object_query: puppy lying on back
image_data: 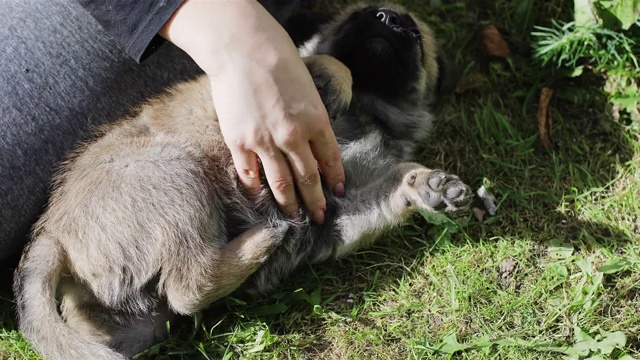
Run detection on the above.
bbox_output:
[14,3,472,360]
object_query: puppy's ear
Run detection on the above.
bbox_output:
[435,52,460,96]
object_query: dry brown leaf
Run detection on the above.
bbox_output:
[472,207,487,221]
[479,25,511,58]
[538,87,554,149]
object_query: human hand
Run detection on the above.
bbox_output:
[160,0,345,224]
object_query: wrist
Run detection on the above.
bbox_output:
[160,0,284,76]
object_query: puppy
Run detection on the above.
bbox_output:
[14,3,472,360]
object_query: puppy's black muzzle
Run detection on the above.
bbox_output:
[375,9,401,30]
[323,6,424,99]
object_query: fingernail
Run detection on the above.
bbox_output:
[313,209,325,225]
[333,182,345,197]
[242,169,257,179]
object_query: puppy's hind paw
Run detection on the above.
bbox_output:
[400,168,472,212]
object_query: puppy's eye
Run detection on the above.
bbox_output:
[410,28,421,39]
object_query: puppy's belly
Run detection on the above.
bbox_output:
[49,135,230,306]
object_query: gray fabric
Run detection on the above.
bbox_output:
[77,0,185,62]
[0,0,301,264]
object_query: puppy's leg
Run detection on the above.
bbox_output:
[58,277,113,346]
[164,222,288,315]
[333,162,472,257]
[304,55,353,119]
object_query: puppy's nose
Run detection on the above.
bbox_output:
[376,9,400,27]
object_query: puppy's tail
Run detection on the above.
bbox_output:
[13,232,126,360]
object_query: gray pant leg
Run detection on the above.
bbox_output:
[0,0,301,263]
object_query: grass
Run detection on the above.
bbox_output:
[1,0,639,359]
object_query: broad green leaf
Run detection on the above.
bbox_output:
[473,336,493,349]
[595,0,640,29]
[574,326,597,356]
[576,257,594,275]
[310,286,322,306]
[246,302,289,316]
[596,330,627,355]
[597,257,632,274]
[575,0,599,26]
[608,0,640,29]
[292,287,326,309]
[546,240,574,260]
[618,355,636,360]
[548,263,569,278]
[611,94,640,113]
[570,65,585,77]
[436,332,473,354]
[419,209,453,225]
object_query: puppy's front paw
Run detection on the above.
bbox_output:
[304,55,353,119]
[400,168,472,212]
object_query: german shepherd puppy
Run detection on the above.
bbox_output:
[14,3,472,359]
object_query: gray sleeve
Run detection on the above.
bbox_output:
[77,0,184,62]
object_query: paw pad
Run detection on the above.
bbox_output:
[428,173,444,190]
[402,168,472,212]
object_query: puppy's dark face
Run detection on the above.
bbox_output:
[302,3,440,103]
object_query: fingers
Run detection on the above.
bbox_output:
[264,111,343,224]
[232,136,341,225]
[255,148,299,220]
[230,142,302,220]
[229,149,262,197]
[282,144,326,225]
[229,134,328,224]
[310,126,345,198]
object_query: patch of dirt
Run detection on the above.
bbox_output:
[622,284,640,303]
[534,243,548,257]
[498,258,518,290]
[428,313,444,329]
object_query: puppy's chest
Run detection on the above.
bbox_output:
[339,131,394,185]
[340,131,384,160]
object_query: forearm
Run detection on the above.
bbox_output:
[159,0,290,77]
